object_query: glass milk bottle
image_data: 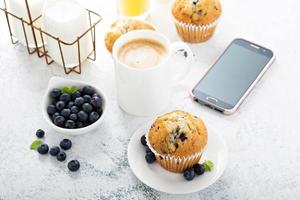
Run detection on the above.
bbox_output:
[43,0,92,68]
[6,0,44,48]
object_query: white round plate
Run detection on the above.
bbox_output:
[127,123,228,194]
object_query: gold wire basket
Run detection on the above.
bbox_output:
[0,0,102,74]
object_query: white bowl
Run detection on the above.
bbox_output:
[42,76,107,135]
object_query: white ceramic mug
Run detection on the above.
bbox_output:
[112,30,193,116]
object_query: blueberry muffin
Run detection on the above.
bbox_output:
[104,19,155,53]
[171,0,222,43]
[146,110,208,173]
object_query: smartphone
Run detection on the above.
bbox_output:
[191,38,275,115]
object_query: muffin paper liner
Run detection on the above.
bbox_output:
[173,17,220,43]
[146,132,206,173]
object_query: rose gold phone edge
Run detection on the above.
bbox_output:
[190,38,276,115]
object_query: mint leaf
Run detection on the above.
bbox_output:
[30,140,42,150]
[61,86,70,94]
[203,160,214,172]
[69,85,78,94]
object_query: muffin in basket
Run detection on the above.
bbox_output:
[146,110,207,173]
[104,19,155,53]
[172,0,222,43]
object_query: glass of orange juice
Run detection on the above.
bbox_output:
[117,0,150,19]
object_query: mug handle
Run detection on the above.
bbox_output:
[170,41,194,83]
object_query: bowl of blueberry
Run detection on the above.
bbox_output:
[42,77,107,135]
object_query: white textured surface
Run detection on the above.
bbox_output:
[0,0,300,199]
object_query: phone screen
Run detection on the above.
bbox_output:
[192,39,274,109]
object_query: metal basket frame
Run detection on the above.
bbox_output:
[0,0,102,74]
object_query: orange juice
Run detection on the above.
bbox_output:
[118,0,149,17]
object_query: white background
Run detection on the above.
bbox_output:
[0,0,299,199]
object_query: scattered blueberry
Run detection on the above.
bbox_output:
[89,111,99,123]
[193,163,205,175]
[61,108,71,118]
[70,105,79,114]
[72,91,81,100]
[47,105,56,115]
[74,97,84,107]
[145,146,152,153]
[37,144,49,154]
[56,101,66,111]
[65,120,76,129]
[59,93,71,102]
[140,135,147,146]
[90,96,102,108]
[82,86,95,95]
[68,160,80,172]
[54,116,65,127]
[36,129,45,138]
[69,113,77,121]
[56,151,66,161]
[60,139,72,150]
[83,95,91,103]
[77,111,88,122]
[82,103,93,113]
[145,152,156,163]
[49,146,60,156]
[183,168,195,181]
[50,88,61,99]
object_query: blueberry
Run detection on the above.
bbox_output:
[67,101,75,109]
[77,111,88,122]
[82,103,93,113]
[37,144,49,154]
[52,112,60,121]
[140,135,147,146]
[74,97,84,107]
[65,120,76,129]
[94,106,103,115]
[49,146,60,156]
[68,160,80,172]
[90,96,102,108]
[83,95,91,103]
[72,91,81,100]
[69,113,77,121]
[60,139,72,150]
[60,93,71,102]
[82,85,95,95]
[89,111,99,123]
[92,93,99,97]
[70,106,79,114]
[183,168,195,181]
[145,152,156,163]
[193,163,205,175]
[56,151,66,161]
[36,129,45,138]
[54,116,65,127]
[61,108,71,118]
[76,121,84,128]
[47,105,56,115]
[50,88,61,99]
[145,146,152,154]
[56,101,66,111]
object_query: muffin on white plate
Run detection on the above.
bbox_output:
[146,110,208,173]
